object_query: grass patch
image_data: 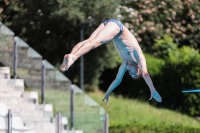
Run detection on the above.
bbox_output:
[30,88,200,133]
[87,89,200,128]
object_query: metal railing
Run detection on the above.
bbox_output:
[6,110,12,133]
[56,113,62,133]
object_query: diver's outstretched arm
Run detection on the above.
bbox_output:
[102,62,127,106]
[137,52,162,102]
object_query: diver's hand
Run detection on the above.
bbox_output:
[149,91,162,102]
[102,94,109,106]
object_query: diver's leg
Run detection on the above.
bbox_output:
[72,22,120,58]
[61,22,120,71]
[70,39,90,53]
[70,24,105,53]
[61,24,104,72]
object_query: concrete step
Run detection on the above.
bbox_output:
[0,115,37,133]
[12,110,45,118]
[22,91,38,104]
[0,94,33,104]
[65,131,83,133]
[0,79,24,97]
[23,131,37,133]
[25,122,55,133]
[0,67,10,79]
[13,131,37,133]
[11,104,53,117]
[0,96,53,114]
[0,131,37,133]
[6,103,37,111]
[51,116,68,130]
[36,104,53,117]
[0,78,24,90]
[12,116,29,131]
[0,93,24,99]
[0,102,43,117]
[29,128,55,133]
[22,116,52,123]
[0,96,24,105]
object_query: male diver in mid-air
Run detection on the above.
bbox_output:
[61,19,162,106]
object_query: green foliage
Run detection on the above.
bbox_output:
[153,35,178,58]
[144,53,165,77]
[168,46,200,66]
[110,124,200,133]
[119,0,200,51]
[151,35,200,116]
[0,0,121,90]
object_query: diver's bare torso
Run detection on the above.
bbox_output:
[112,25,143,64]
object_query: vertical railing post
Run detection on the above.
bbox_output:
[80,26,84,91]
[7,110,12,133]
[70,85,74,130]
[79,20,94,91]
[104,114,109,133]
[56,113,62,133]
[13,37,18,79]
[41,60,46,104]
[56,113,59,133]
[59,113,62,133]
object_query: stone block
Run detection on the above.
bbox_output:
[22,91,38,104]
[65,131,83,133]
[25,122,55,131]
[43,104,53,117]
[0,79,24,96]
[0,67,10,79]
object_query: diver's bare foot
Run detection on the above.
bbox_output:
[60,54,75,72]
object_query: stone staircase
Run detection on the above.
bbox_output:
[0,21,71,90]
[0,67,69,133]
[0,67,104,133]
[0,21,105,133]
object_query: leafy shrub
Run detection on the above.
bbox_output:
[109,123,200,133]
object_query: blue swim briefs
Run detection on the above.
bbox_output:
[103,19,123,38]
